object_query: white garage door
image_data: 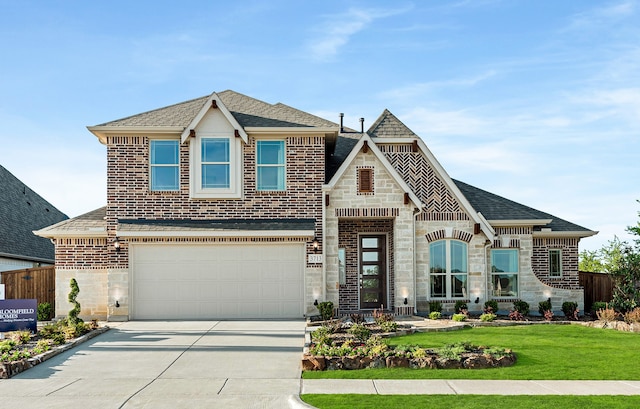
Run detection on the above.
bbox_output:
[130,243,304,319]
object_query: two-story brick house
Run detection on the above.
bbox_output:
[36,90,596,321]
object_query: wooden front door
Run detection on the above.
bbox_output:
[359,234,387,310]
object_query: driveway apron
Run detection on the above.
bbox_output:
[0,320,307,408]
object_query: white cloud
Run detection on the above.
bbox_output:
[308,6,411,61]
[378,71,497,101]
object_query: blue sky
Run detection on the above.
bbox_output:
[1,1,638,252]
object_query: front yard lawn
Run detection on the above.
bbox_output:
[301,394,640,409]
[303,324,640,380]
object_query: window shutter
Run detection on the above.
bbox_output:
[358,168,373,193]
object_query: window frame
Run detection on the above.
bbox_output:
[190,132,242,199]
[149,139,180,192]
[358,167,374,193]
[428,239,468,299]
[491,249,519,298]
[549,249,563,277]
[256,139,286,191]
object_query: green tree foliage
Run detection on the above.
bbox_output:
[67,278,83,325]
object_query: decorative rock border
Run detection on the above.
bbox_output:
[0,326,110,379]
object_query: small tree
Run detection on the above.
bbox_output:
[67,278,83,325]
[316,301,334,321]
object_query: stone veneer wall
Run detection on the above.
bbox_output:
[325,148,416,312]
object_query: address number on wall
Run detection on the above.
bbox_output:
[308,254,323,264]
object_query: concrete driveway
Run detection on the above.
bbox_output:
[0,320,309,408]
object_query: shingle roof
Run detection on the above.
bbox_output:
[368,109,418,138]
[0,165,68,262]
[97,90,338,129]
[326,135,360,183]
[118,218,316,232]
[35,207,107,237]
[453,179,593,232]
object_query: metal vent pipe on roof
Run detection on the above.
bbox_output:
[339,113,344,133]
[360,118,364,133]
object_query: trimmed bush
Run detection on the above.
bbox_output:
[480,313,497,322]
[538,298,552,315]
[429,301,442,313]
[513,300,530,316]
[452,313,467,322]
[483,300,499,314]
[317,301,334,321]
[37,302,53,321]
[429,311,442,320]
[454,300,468,314]
[562,301,579,320]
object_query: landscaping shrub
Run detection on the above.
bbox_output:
[591,301,608,316]
[483,300,499,314]
[311,326,332,346]
[67,278,83,325]
[623,307,640,324]
[508,309,525,321]
[429,301,442,313]
[513,300,530,316]
[480,313,497,322]
[538,298,552,315]
[37,302,53,321]
[347,323,371,342]
[597,306,617,323]
[372,308,395,324]
[317,301,334,321]
[350,313,365,324]
[562,301,579,320]
[454,300,468,314]
[429,311,442,320]
[452,313,467,322]
[379,320,398,333]
[7,331,31,344]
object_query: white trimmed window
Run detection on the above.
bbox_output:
[491,249,519,297]
[549,249,562,277]
[150,140,179,191]
[429,240,468,299]
[256,140,285,191]
[190,133,242,198]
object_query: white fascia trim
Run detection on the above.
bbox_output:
[245,127,338,135]
[489,219,553,227]
[533,230,599,238]
[476,212,496,238]
[180,92,248,144]
[87,126,183,145]
[116,229,316,238]
[33,229,108,239]
[323,133,422,208]
[414,138,494,238]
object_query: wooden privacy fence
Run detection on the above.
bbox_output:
[1,266,55,319]
[579,271,614,313]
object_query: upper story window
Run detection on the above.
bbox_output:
[491,249,519,297]
[256,140,285,191]
[429,240,468,299]
[549,249,562,277]
[190,133,242,199]
[202,138,230,189]
[150,140,179,191]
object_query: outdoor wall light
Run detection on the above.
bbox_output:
[475,297,480,304]
[311,237,320,253]
[403,298,408,305]
[113,237,121,252]
[115,300,120,308]
[314,299,319,306]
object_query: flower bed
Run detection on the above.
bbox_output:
[302,316,515,371]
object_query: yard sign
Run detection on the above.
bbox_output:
[0,298,38,332]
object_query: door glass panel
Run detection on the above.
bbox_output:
[362,279,379,289]
[362,251,379,262]
[362,265,379,276]
[363,293,379,303]
[362,238,379,248]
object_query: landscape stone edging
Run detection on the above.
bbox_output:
[0,326,110,379]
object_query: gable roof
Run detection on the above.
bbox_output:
[453,179,596,235]
[368,109,418,139]
[89,90,339,143]
[0,165,68,262]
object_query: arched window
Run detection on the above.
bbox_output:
[429,240,468,299]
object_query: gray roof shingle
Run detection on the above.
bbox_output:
[97,90,338,129]
[368,109,418,138]
[0,165,68,262]
[453,179,593,232]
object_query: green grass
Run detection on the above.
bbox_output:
[303,324,640,380]
[301,395,640,409]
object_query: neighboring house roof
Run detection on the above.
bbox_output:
[326,135,360,183]
[95,90,338,130]
[453,179,596,235]
[0,165,68,262]
[34,207,107,238]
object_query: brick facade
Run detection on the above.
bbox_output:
[532,237,581,289]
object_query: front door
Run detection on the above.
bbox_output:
[359,234,387,310]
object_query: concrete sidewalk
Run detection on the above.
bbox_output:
[301,379,640,395]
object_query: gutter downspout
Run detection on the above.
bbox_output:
[322,192,327,306]
[412,206,423,315]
